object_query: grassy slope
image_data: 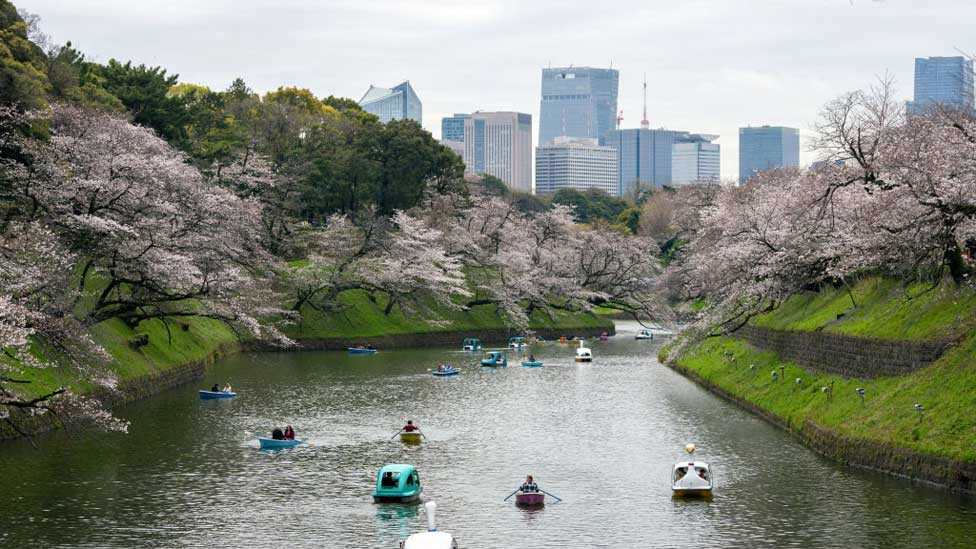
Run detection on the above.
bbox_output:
[668,277,976,462]
[288,289,611,339]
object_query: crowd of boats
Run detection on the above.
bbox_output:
[198,327,700,548]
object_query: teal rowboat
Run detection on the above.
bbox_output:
[520,361,544,367]
[258,437,303,449]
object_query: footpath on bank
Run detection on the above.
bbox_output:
[662,277,976,493]
[1,290,611,440]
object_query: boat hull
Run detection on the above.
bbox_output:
[515,492,545,506]
[399,432,422,444]
[480,360,506,367]
[575,357,592,362]
[432,369,460,377]
[258,437,303,449]
[521,361,544,367]
[348,348,378,354]
[672,488,713,499]
[372,493,421,503]
[199,390,236,400]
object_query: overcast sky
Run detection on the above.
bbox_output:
[18,0,976,180]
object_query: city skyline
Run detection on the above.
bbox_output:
[18,0,976,180]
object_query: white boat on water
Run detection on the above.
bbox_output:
[671,444,713,498]
[401,502,459,549]
[635,329,653,340]
[575,340,592,362]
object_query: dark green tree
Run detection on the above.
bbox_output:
[98,59,188,143]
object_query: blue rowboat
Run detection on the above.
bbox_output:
[348,347,378,354]
[199,390,237,399]
[480,351,507,367]
[521,361,544,367]
[258,437,304,449]
[432,367,460,377]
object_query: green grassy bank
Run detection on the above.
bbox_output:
[663,277,976,466]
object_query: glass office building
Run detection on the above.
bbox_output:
[906,56,975,116]
[672,142,720,185]
[441,114,469,141]
[539,67,619,146]
[358,81,422,124]
[535,137,619,196]
[600,129,718,195]
[463,112,533,193]
[738,126,799,183]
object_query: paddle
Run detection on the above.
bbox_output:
[389,430,403,440]
[503,488,520,502]
[540,489,562,502]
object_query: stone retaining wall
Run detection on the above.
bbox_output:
[666,360,976,494]
[734,324,952,378]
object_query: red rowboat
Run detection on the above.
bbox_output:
[514,492,545,506]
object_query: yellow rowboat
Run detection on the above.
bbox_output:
[400,432,422,444]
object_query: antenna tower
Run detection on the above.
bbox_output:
[641,73,649,129]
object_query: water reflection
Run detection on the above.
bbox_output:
[0,321,973,548]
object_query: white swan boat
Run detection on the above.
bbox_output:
[575,340,592,362]
[671,444,713,498]
[635,329,653,340]
[401,502,458,549]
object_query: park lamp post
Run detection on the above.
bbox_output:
[855,387,866,407]
[771,370,779,381]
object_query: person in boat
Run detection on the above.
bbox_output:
[222,383,232,393]
[528,354,536,362]
[698,469,708,480]
[381,471,397,487]
[210,383,219,392]
[519,475,539,493]
[437,364,446,372]
[366,343,375,350]
[271,428,285,440]
[402,420,419,433]
[283,425,295,440]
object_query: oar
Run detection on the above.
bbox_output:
[540,489,562,502]
[389,430,403,440]
[503,488,520,502]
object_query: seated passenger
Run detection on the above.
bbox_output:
[271,428,284,440]
[382,472,397,487]
[222,383,232,393]
[519,475,539,493]
[211,383,219,392]
[528,354,536,362]
[283,425,295,440]
[402,420,419,432]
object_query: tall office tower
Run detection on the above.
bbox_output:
[463,111,533,193]
[535,137,619,196]
[738,126,800,184]
[358,81,422,124]
[600,129,717,195]
[672,141,721,185]
[906,56,975,116]
[539,66,619,146]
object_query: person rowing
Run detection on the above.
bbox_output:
[402,420,420,433]
[283,425,295,440]
[519,475,539,493]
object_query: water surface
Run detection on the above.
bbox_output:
[1,321,974,548]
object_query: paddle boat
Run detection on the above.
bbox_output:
[432,365,460,377]
[671,444,713,498]
[461,338,482,351]
[349,346,379,354]
[400,501,459,549]
[480,350,507,367]
[373,464,423,503]
[508,336,529,350]
[574,340,593,362]
[635,329,654,340]
[521,360,544,367]
[198,390,236,400]
[258,437,303,449]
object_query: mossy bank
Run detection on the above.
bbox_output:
[663,277,976,492]
[2,291,611,440]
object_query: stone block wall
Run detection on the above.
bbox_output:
[734,325,952,379]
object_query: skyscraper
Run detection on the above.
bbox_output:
[539,67,619,146]
[738,126,800,183]
[600,129,718,195]
[672,141,720,185]
[463,112,533,193]
[906,56,975,116]
[535,137,619,196]
[358,81,422,124]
